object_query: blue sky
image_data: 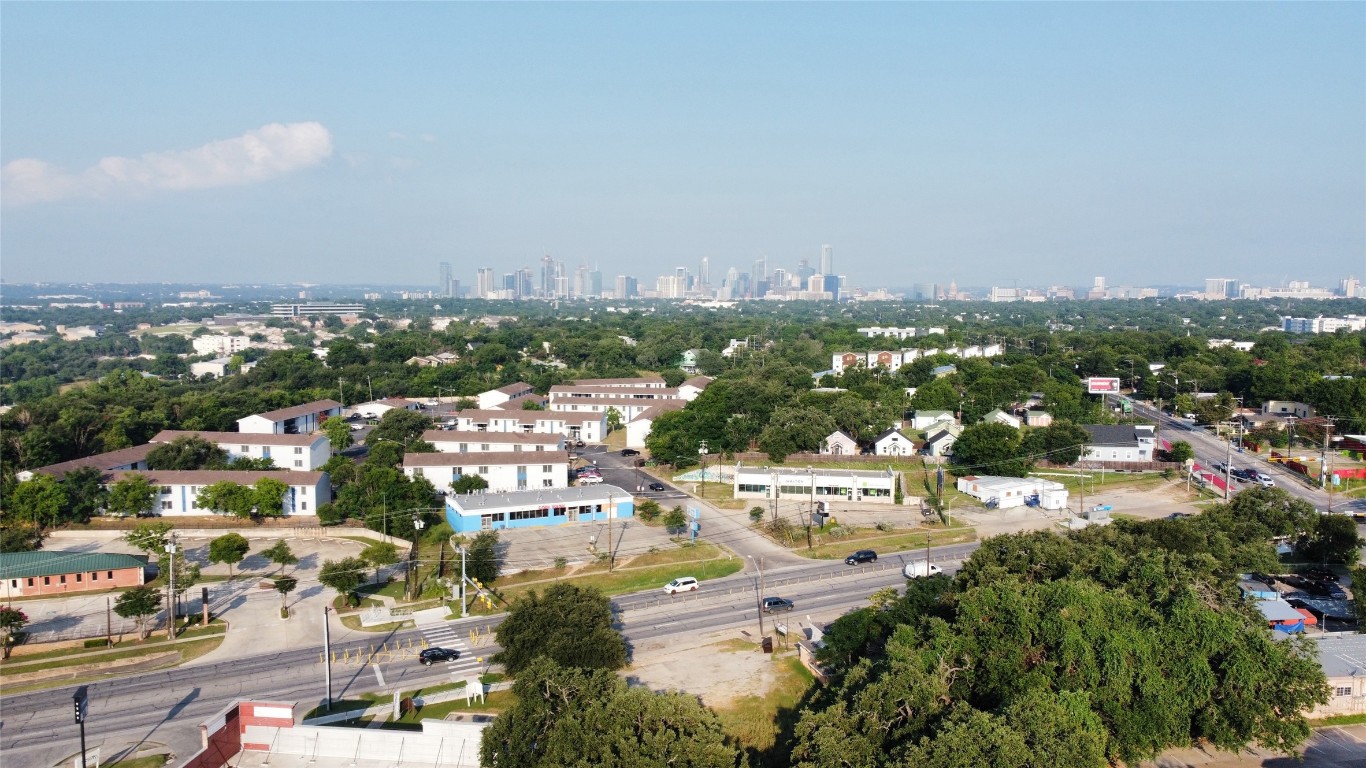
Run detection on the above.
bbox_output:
[2,2,1362,290]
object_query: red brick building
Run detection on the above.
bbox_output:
[1,551,148,598]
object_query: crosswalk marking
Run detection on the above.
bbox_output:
[416,621,480,675]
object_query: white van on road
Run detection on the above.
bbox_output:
[903,561,943,579]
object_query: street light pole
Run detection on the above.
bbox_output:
[698,441,709,498]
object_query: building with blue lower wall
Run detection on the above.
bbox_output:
[445,484,634,533]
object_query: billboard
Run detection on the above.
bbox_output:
[1085,377,1121,394]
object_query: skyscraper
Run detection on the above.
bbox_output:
[439,262,454,298]
[540,255,555,298]
[698,256,710,288]
[819,244,833,276]
[476,268,496,298]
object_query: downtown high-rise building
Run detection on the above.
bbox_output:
[476,268,496,299]
[698,256,710,288]
[439,262,455,298]
[819,244,833,276]
[615,274,637,299]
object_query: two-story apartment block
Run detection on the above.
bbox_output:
[237,399,343,435]
[1080,425,1157,464]
[19,444,155,481]
[103,470,330,516]
[421,431,564,454]
[447,409,608,443]
[548,384,683,423]
[150,430,332,470]
[403,450,572,494]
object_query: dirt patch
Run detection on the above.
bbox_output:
[624,633,783,708]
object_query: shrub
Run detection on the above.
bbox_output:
[554,557,568,570]
[749,506,765,523]
[875,521,894,532]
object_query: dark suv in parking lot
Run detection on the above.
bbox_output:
[845,550,878,565]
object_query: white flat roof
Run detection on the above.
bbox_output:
[446,484,631,513]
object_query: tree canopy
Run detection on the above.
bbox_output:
[494,583,627,674]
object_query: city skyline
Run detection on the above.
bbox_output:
[2,3,1362,286]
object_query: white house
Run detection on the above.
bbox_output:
[150,430,332,470]
[1024,410,1054,427]
[678,376,714,401]
[923,428,959,457]
[1080,425,1157,463]
[955,475,1068,510]
[732,466,899,505]
[819,430,860,456]
[982,409,1022,429]
[190,357,234,379]
[911,410,957,431]
[355,397,420,419]
[1261,401,1315,419]
[237,400,343,435]
[476,382,536,410]
[102,470,330,516]
[403,450,572,494]
[872,428,916,456]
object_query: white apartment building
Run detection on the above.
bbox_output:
[403,451,571,494]
[476,382,537,410]
[1281,315,1366,334]
[192,334,252,356]
[421,431,564,454]
[237,400,343,435]
[150,430,332,471]
[102,470,330,516]
[830,344,1002,374]
[448,409,607,443]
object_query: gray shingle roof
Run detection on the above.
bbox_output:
[1081,425,1141,446]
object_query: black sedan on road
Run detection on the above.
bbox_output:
[648,482,666,491]
[418,647,460,665]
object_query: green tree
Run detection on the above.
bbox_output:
[663,505,688,534]
[197,481,255,518]
[123,521,174,555]
[319,557,367,607]
[465,530,501,585]
[359,540,400,580]
[1298,514,1363,565]
[107,473,159,517]
[62,465,109,524]
[0,524,45,553]
[207,532,250,577]
[369,408,432,445]
[494,583,628,674]
[1019,420,1090,466]
[451,474,489,494]
[146,435,229,470]
[321,415,353,453]
[251,476,289,517]
[1167,441,1195,462]
[274,575,298,614]
[114,585,163,640]
[261,539,298,573]
[0,606,28,659]
[950,422,1030,477]
[8,474,68,529]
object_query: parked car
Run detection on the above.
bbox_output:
[1301,568,1340,583]
[574,440,586,448]
[648,482,666,492]
[761,597,794,613]
[845,550,878,565]
[664,576,699,595]
[621,448,640,456]
[350,424,365,431]
[1255,472,1275,487]
[418,647,460,666]
[578,475,604,485]
[902,561,943,579]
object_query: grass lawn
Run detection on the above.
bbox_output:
[2,637,223,694]
[714,654,815,759]
[1311,713,1366,728]
[477,555,744,608]
[104,755,172,768]
[796,524,976,561]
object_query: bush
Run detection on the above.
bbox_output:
[875,521,894,532]
[636,500,662,523]
[316,502,346,526]
[749,506,765,523]
[766,517,795,544]
[84,638,108,649]
[554,557,568,570]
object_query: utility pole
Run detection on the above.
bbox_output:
[323,606,333,711]
[460,546,468,618]
[607,494,615,572]
[165,535,178,640]
[1322,418,1335,492]
[106,596,112,648]
[1223,424,1234,500]
[750,556,766,640]
[339,377,345,407]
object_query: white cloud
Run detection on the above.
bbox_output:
[2,121,333,205]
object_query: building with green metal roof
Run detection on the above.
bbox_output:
[1,551,148,598]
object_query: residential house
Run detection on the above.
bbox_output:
[405,352,461,367]
[190,357,234,379]
[103,470,331,516]
[444,484,634,533]
[1023,410,1054,428]
[1261,401,1315,419]
[982,409,1022,429]
[1080,425,1157,463]
[678,376,714,402]
[237,400,343,435]
[150,430,332,471]
[923,428,959,458]
[403,450,571,494]
[872,428,916,456]
[624,401,686,450]
[1,551,148,598]
[819,430,859,456]
[476,382,536,410]
[678,349,701,374]
[911,410,957,431]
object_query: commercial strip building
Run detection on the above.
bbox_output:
[443,484,635,533]
[731,466,899,505]
[1,551,148,598]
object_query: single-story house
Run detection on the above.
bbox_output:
[1080,425,1156,463]
[982,409,1022,429]
[1023,410,1053,428]
[923,429,958,457]
[1,551,148,598]
[102,470,330,517]
[955,475,1068,510]
[151,430,332,471]
[911,410,956,431]
[1257,599,1314,634]
[444,484,634,534]
[678,376,714,401]
[404,450,571,494]
[237,399,343,435]
[820,430,859,456]
[873,428,916,456]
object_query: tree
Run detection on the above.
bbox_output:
[0,606,28,659]
[1298,514,1364,565]
[1019,420,1090,466]
[208,532,250,577]
[146,435,229,470]
[0,523,45,553]
[274,575,298,614]
[251,477,289,517]
[451,474,489,494]
[114,585,163,640]
[359,540,399,580]
[663,505,688,534]
[61,466,108,524]
[8,474,68,529]
[605,407,623,433]
[261,539,298,573]
[1167,441,1195,462]
[321,415,353,453]
[319,557,367,607]
[369,408,432,445]
[124,521,174,555]
[494,583,628,674]
[465,530,501,585]
[950,422,1031,477]
[107,474,158,517]
[196,481,255,518]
